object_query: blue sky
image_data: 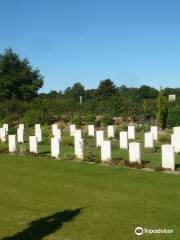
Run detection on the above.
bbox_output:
[0,0,180,92]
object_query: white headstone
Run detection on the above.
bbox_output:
[8,135,16,153]
[96,130,104,147]
[17,128,24,143]
[88,125,95,137]
[35,124,41,130]
[119,131,128,149]
[144,132,154,148]
[54,129,61,141]
[171,134,180,153]
[162,145,175,170]
[19,124,24,130]
[150,126,158,141]
[51,137,60,158]
[74,130,82,143]
[128,126,135,140]
[107,125,114,138]
[75,139,83,159]
[29,136,38,154]
[52,124,58,135]
[0,128,6,142]
[129,142,141,163]
[173,126,180,135]
[35,128,42,142]
[169,94,176,102]
[3,124,8,135]
[70,124,76,136]
[101,141,111,162]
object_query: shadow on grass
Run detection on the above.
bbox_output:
[1,208,83,240]
[38,151,51,155]
[175,164,180,170]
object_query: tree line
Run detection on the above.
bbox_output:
[0,48,180,128]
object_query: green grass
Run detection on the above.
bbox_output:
[0,155,180,240]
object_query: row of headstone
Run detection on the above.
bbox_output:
[3,123,177,170]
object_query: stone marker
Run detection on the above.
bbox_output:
[144,132,154,148]
[17,128,24,143]
[35,128,42,142]
[101,140,111,162]
[8,135,16,153]
[3,124,8,134]
[51,137,60,158]
[19,124,24,130]
[171,134,180,153]
[29,136,38,154]
[70,124,76,136]
[35,124,41,130]
[129,142,141,163]
[107,125,114,138]
[88,125,95,137]
[52,124,58,135]
[128,126,135,139]
[173,126,180,135]
[150,126,158,141]
[54,129,61,141]
[162,144,175,170]
[119,131,128,149]
[75,138,83,159]
[0,128,6,142]
[96,130,104,147]
[74,130,82,143]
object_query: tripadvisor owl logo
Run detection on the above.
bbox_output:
[135,227,144,235]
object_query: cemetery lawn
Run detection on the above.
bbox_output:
[0,155,180,240]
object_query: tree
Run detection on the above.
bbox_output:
[0,48,43,101]
[97,79,117,97]
[64,82,85,100]
[156,88,168,129]
[143,99,157,121]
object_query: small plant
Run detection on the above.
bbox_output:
[123,160,146,169]
[60,152,76,161]
[83,148,100,163]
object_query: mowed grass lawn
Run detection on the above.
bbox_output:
[0,155,180,240]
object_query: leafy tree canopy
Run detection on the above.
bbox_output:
[0,48,43,101]
[97,79,117,97]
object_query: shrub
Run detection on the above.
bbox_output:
[136,124,150,133]
[23,109,45,127]
[97,115,113,127]
[83,148,100,163]
[60,152,76,161]
[123,160,146,169]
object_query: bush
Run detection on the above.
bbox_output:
[60,152,76,161]
[83,148,100,163]
[136,124,150,133]
[123,160,146,169]
[23,109,45,126]
[97,115,113,127]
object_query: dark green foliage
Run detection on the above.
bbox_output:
[97,79,117,97]
[0,48,43,101]
[23,109,45,126]
[0,48,180,127]
[156,88,168,129]
[83,148,100,163]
